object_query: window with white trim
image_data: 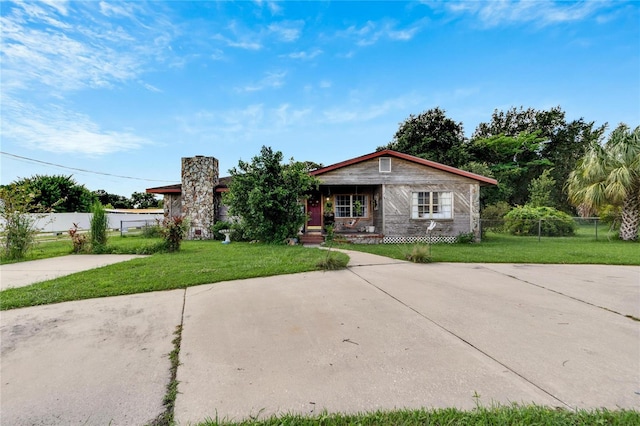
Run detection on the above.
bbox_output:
[411,191,452,219]
[335,195,368,218]
[379,157,391,172]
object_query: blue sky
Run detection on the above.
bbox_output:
[1,0,639,198]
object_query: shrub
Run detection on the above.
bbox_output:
[229,221,251,242]
[527,169,556,208]
[89,201,109,252]
[405,244,432,263]
[316,253,348,270]
[161,216,188,252]
[1,211,38,260]
[504,206,576,237]
[456,232,475,244]
[69,223,89,253]
[142,220,163,238]
[599,204,621,230]
[0,186,41,260]
[324,224,335,243]
[225,146,319,243]
[134,241,168,255]
[481,201,512,233]
[211,220,233,241]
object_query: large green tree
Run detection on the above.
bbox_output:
[468,131,551,206]
[5,175,96,213]
[471,106,603,210]
[380,107,468,167]
[472,106,566,140]
[225,146,319,243]
[567,124,640,241]
[130,192,160,209]
[94,189,132,209]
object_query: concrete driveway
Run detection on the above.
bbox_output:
[1,251,639,425]
[0,254,147,290]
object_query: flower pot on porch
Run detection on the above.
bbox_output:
[323,214,335,226]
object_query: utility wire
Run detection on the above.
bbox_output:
[1,151,176,183]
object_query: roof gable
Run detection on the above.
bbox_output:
[310,149,497,186]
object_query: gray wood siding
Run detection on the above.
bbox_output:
[383,183,477,238]
[318,157,483,239]
[318,157,478,186]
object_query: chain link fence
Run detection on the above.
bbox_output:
[119,219,161,237]
[480,217,612,241]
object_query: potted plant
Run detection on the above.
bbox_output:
[354,199,363,217]
[324,200,335,225]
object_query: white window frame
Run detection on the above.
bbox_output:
[379,157,391,173]
[411,191,453,219]
[335,194,368,218]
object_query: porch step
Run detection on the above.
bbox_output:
[301,233,325,245]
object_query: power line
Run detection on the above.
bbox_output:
[1,151,176,183]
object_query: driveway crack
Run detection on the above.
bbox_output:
[346,266,571,409]
[480,265,635,321]
[148,288,187,426]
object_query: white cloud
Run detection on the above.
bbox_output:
[40,0,69,16]
[1,97,151,156]
[176,103,313,145]
[212,34,262,50]
[214,20,303,50]
[268,21,304,42]
[0,2,174,158]
[236,71,287,92]
[210,48,225,60]
[438,0,609,27]
[275,104,311,126]
[139,81,163,93]
[99,1,135,18]
[322,94,423,124]
[254,0,282,15]
[0,1,177,94]
[286,49,323,60]
[338,20,423,46]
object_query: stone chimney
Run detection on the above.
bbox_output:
[181,156,219,240]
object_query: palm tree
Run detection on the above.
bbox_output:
[567,124,640,241]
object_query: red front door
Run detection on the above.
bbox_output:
[307,194,322,228]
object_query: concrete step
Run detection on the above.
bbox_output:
[301,233,325,245]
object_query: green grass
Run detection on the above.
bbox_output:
[197,405,639,426]
[0,240,349,310]
[337,231,639,265]
[3,227,637,310]
[0,232,162,264]
[0,239,74,264]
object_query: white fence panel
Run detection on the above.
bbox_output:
[24,212,164,233]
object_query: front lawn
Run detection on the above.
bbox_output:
[0,241,349,310]
[334,231,639,265]
[0,231,162,265]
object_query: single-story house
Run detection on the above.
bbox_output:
[147,150,497,243]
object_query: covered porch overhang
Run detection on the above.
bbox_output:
[304,184,384,238]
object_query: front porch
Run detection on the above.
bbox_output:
[301,185,382,245]
[300,228,384,245]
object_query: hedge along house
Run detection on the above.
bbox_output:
[146,156,230,240]
[303,150,497,244]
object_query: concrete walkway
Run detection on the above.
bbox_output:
[1,251,639,425]
[0,254,147,290]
